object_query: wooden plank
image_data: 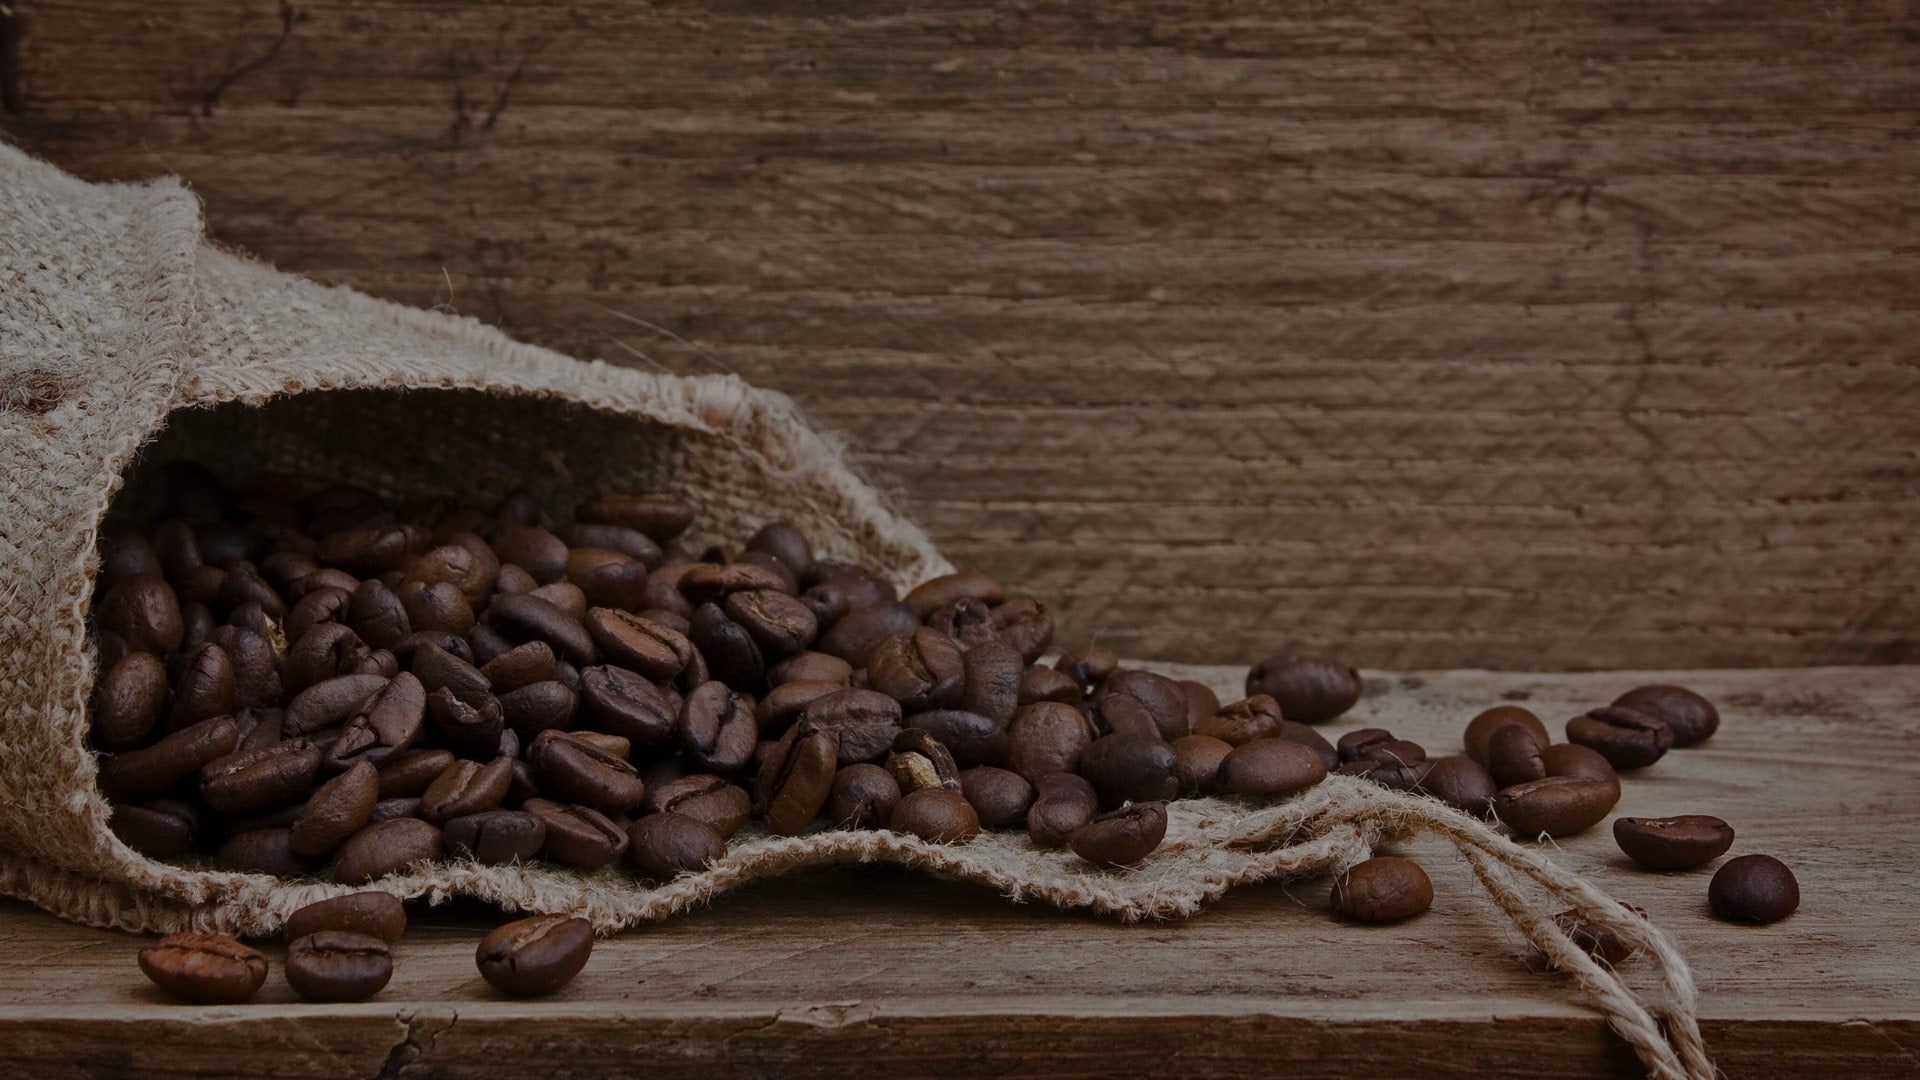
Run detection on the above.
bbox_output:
[0,666,1914,1078]
[4,1,1919,668]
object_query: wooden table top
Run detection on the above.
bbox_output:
[1,665,1914,1078]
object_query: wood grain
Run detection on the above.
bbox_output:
[4,1,1919,667]
[1,666,1916,1078]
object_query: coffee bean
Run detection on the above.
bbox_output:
[1708,854,1799,924]
[743,520,813,578]
[284,673,390,736]
[927,596,999,650]
[1093,669,1191,742]
[1539,743,1621,797]
[584,608,692,680]
[816,601,920,665]
[906,709,1007,769]
[445,810,548,864]
[1078,732,1178,808]
[109,798,203,857]
[348,580,412,651]
[1217,738,1328,797]
[1053,643,1119,692]
[721,589,817,659]
[499,681,578,736]
[644,775,752,838]
[1027,772,1100,849]
[1612,684,1720,748]
[286,624,372,692]
[333,818,444,885]
[523,798,630,870]
[1462,705,1550,767]
[138,932,268,1004]
[803,688,904,765]
[890,788,980,844]
[1614,815,1735,872]
[989,595,1054,663]
[101,716,241,803]
[285,931,393,1002]
[627,812,727,879]
[1177,681,1221,732]
[93,652,171,752]
[480,640,557,693]
[826,764,902,829]
[758,679,843,733]
[420,756,514,824]
[490,525,568,586]
[1493,776,1618,838]
[687,602,765,688]
[677,681,757,774]
[529,730,647,815]
[407,541,496,606]
[1069,801,1168,866]
[1331,857,1433,923]
[489,593,595,667]
[164,643,236,731]
[888,729,963,794]
[1486,723,1548,788]
[1416,756,1498,816]
[755,721,839,835]
[1550,906,1648,968]
[290,761,380,857]
[328,672,428,771]
[1004,702,1097,785]
[378,749,457,799]
[578,666,678,749]
[1245,653,1361,724]
[97,575,184,658]
[958,641,1023,726]
[1197,695,1284,747]
[216,828,316,876]
[768,651,853,687]
[958,766,1035,827]
[210,625,283,710]
[1336,728,1395,764]
[286,892,407,944]
[1170,735,1233,795]
[904,571,1006,620]
[477,914,594,997]
[867,628,966,713]
[1566,706,1673,771]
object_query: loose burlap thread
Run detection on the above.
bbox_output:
[0,143,1709,1077]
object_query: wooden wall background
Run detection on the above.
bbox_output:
[4,1,1917,670]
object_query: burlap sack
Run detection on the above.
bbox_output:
[0,144,1710,1077]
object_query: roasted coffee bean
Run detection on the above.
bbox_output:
[531,579,596,622]
[445,810,548,864]
[1004,701,1097,785]
[644,775,752,838]
[499,681,577,736]
[138,933,268,1004]
[1336,728,1394,763]
[816,601,920,665]
[289,761,380,857]
[1093,669,1191,742]
[1054,643,1119,692]
[891,788,981,844]
[101,716,241,802]
[1274,719,1342,771]
[578,666,678,748]
[97,575,184,658]
[1218,738,1328,797]
[926,596,999,650]
[584,608,692,680]
[1614,815,1735,871]
[420,756,514,824]
[209,625,282,710]
[327,672,428,771]
[687,602,765,689]
[906,709,1007,769]
[348,580,412,650]
[284,673,389,736]
[745,521,813,578]
[1708,855,1799,924]
[1551,905,1648,968]
[678,681,758,774]
[1493,776,1618,838]
[524,798,630,870]
[721,589,817,658]
[827,763,902,828]
[1178,681,1221,732]
[1078,732,1178,808]
[1566,706,1673,771]
[286,931,392,1003]
[567,550,649,611]
[489,593,595,667]
[286,892,407,944]
[800,567,896,626]
[234,707,287,753]
[100,528,165,588]
[1245,652,1361,724]
[958,641,1023,726]
[1018,666,1083,706]
[407,541,495,606]
[1486,723,1548,788]
[756,722,839,835]
[682,560,792,603]
[333,818,444,885]
[989,595,1053,663]
[1464,705,1551,767]
[1416,756,1498,816]
[904,571,1004,620]
[93,652,170,752]
[480,640,557,693]
[378,748,457,799]
[216,828,315,876]
[867,628,966,713]
[286,624,373,692]
[769,651,854,687]
[758,679,843,733]
[396,580,475,636]
[958,766,1035,827]
[109,798,203,857]
[627,812,727,879]
[1197,695,1284,747]
[887,729,962,793]
[1027,772,1099,849]
[1331,857,1433,923]
[317,525,414,578]
[640,563,698,619]
[427,686,506,758]
[1539,743,1621,799]
[1069,801,1167,866]
[492,525,569,585]
[1612,684,1720,748]
[477,914,595,997]
[530,731,647,815]
[1170,734,1234,795]
[164,643,235,731]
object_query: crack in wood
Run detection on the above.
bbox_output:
[202,1,296,118]
[0,1,22,115]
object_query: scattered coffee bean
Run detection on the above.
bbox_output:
[1417,756,1497,816]
[1330,857,1433,923]
[958,766,1034,827]
[1550,905,1648,968]
[476,914,595,996]
[1612,684,1719,747]
[1493,775,1618,838]
[1614,815,1735,871]
[285,931,393,1002]
[1566,707,1674,771]
[1218,738,1329,797]
[1245,653,1361,724]
[137,932,268,1004]
[445,810,548,864]
[1708,854,1799,924]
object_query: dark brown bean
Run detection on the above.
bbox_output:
[958,766,1035,827]
[826,764,902,829]
[626,812,727,879]
[444,810,548,864]
[523,798,629,870]
[333,818,444,885]
[1196,695,1284,746]
[584,608,692,679]
[1170,734,1234,795]
[578,666,678,749]
[1463,705,1551,767]
[1217,738,1328,797]
[887,729,963,794]
[905,709,1007,769]
[1551,905,1648,968]
[989,595,1054,663]
[97,575,184,658]
[378,749,457,799]
[348,580,412,650]
[1566,706,1674,771]
[489,593,595,667]
[745,521,813,578]
[1540,743,1622,799]
[816,601,921,665]
[1078,732,1178,808]
[1612,684,1720,747]
[476,914,595,997]
[1245,652,1362,724]
[1053,643,1119,692]
[1493,776,1619,838]
[286,624,373,692]
[755,722,839,835]
[286,931,392,1002]
[904,571,1005,619]
[958,641,1024,725]
[1004,702,1097,785]
[687,602,765,688]
[285,892,407,944]
[166,643,236,731]
[677,681,758,774]
[866,628,966,713]
[768,651,854,687]
[93,652,170,752]
[721,589,817,658]
[1069,801,1168,865]
[1331,857,1433,923]
[644,775,752,838]
[419,757,514,824]
[492,525,569,585]
[1178,681,1222,731]
[328,672,428,771]
[1416,755,1498,816]
[215,828,315,876]
[284,673,390,736]
[1486,723,1548,788]
[138,933,268,1004]
[1708,855,1799,924]
[290,760,380,857]
[108,799,203,857]
[1093,669,1191,741]
[1026,772,1100,849]
[100,716,241,803]
[890,788,981,844]
[498,681,577,736]
[926,596,999,650]
[530,731,647,815]
[1614,815,1735,871]
[480,640,557,693]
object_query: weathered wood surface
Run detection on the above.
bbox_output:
[2,1,1917,669]
[0,666,1913,1078]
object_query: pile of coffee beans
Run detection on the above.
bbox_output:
[137,893,594,1003]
